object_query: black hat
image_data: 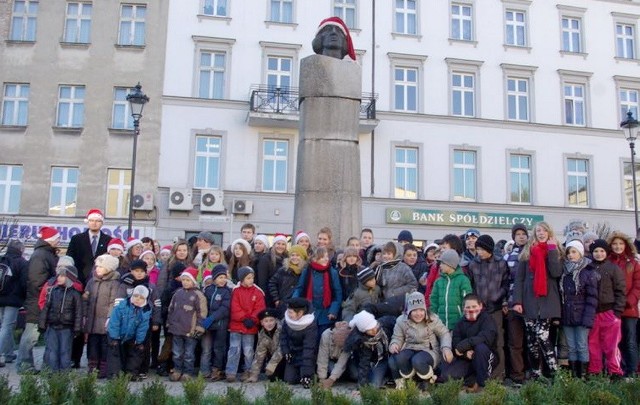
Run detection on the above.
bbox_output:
[287,297,309,311]
[130,259,147,272]
[511,223,529,240]
[397,230,414,243]
[237,266,254,282]
[590,239,610,255]
[171,262,187,278]
[258,308,280,320]
[357,267,375,284]
[475,234,495,253]
[211,264,228,280]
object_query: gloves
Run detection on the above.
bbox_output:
[300,376,311,389]
[243,318,256,329]
[201,315,215,330]
[109,339,120,348]
[284,353,293,363]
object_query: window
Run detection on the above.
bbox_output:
[507,77,529,121]
[199,51,226,99]
[451,3,473,41]
[194,136,221,189]
[394,67,418,112]
[2,84,29,126]
[0,165,23,214]
[118,4,146,46]
[394,147,418,199]
[106,169,131,218]
[452,73,475,117]
[63,2,92,43]
[49,167,78,216]
[624,161,640,210]
[56,85,85,128]
[333,0,356,29]
[395,0,417,35]
[202,0,227,17]
[267,56,292,89]
[505,9,526,46]
[563,84,585,126]
[567,158,589,206]
[616,23,636,59]
[509,154,531,204]
[620,88,639,121]
[262,139,288,192]
[453,149,476,201]
[111,87,134,129]
[270,0,293,23]
[10,0,38,42]
[561,17,582,52]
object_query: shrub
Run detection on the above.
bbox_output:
[10,373,43,405]
[590,390,622,405]
[71,371,98,405]
[183,375,207,405]
[470,380,507,405]
[140,379,170,405]
[518,380,550,405]
[265,380,294,405]
[359,384,385,405]
[101,373,131,405]
[431,378,463,405]
[45,371,72,405]
[0,374,12,404]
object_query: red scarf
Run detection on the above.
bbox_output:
[530,242,548,297]
[306,261,332,308]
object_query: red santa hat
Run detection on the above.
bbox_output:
[272,233,288,245]
[160,244,173,255]
[107,238,125,252]
[84,209,104,223]
[294,230,310,245]
[180,267,199,285]
[316,16,356,61]
[38,226,60,243]
[125,237,142,251]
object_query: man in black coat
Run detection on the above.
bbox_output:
[67,209,112,284]
[0,239,28,367]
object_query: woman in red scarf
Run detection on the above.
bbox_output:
[513,221,563,380]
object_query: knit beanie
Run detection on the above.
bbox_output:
[566,239,585,257]
[397,230,414,244]
[357,267,375,284]
[57,264,79,288]
[232,238,252,255]
[129,259,147,272]
[590,239,610,255]
[349,310,377,333]
[511,223,529,240]
[95,254,119,273]
[211,264,228,280]
[438,249,460,269]
[237,266,254,283]
[57,255,75,268]
[254,234,271,250]
[405,291,426,314]
[332,321,352,347]
[289,245,308,261]
[132,285,149,307]
[475,234,495,253]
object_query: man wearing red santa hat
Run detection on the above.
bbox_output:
[67,209,113,285]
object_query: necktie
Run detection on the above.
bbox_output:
[91,235,98,256]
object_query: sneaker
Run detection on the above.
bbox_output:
[394,378,405,390]
[138,373,148,380]
[226,374,236,383]
[0,360,5,368]
[210,369,223,382]
[169,372,182,382]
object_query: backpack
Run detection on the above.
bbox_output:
[0,256,14,296]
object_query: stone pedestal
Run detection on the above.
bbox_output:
[293,54,362,245]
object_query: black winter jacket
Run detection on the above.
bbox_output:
[592,259,626,316]
[343,315,395,386]
[0,245,28,307]
[452,310,497,355]
[268,266,300,313]
[280,304,317,378]
[38,284,83,332]
[203,283,232,330]
[26,240,58,323]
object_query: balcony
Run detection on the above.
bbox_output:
[248,85,378,132]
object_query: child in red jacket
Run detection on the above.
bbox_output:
[225,266,266,382]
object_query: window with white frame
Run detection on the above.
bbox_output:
[563,83,585,126]
[616,23,636,59]
[267,56,292,89]
[56,85,85,128]
[509,154,531,204]
[624,161,640,210]
[49,166,78,216]
[2,83,29,126]
[333,0,356,29]
[270,0,293,23]
[199,51,226,99]
[111,87,134,129]
[106,169,131,218]
[63,2,92,43]
[567,158,589,206]
[202,0,227,17]
[395,0,417,35]
[262,139,288,192]
[10,0,38,42]
[118,4,146,46]
[451,3,473,41]
[561,16,582,53]
[394,67,418,112]
[505,9,526,46]
[194,136,221,189]
[507,77,529,121]
[620,88,639,121]
[453,149,476,201]
[394,147,418,199]
[452,72,475,117]
[0,165,23,214]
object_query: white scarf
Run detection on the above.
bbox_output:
[284,311,316,331]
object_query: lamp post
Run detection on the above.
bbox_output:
[621,110,639,232]
[126,83,149,238]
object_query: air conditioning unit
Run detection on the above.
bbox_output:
[232,199,253,215]
[169,188,193,211]
[132,192,154,211]
[200,189,224,213]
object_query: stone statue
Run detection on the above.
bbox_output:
[311,17,356,61]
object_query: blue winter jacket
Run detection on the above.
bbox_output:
[107,298,151,344]
[293,264,342,326]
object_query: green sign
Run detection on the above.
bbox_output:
[386,208,544,229]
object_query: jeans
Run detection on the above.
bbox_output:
[0,306,19,361]
[388,349,434,379]
[225,332,255,376]
[364,359,388,388]
[563,325,589,362]
[200,328,228,373]
[17,323,40,373]
[439,343,498,387]
[621,317,638,376]
[43,328,73,371]
[172,335,198,376]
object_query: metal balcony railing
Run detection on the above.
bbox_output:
[249,86,377,120]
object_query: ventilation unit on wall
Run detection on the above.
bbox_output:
[200,190,224,213]
[132,192,154,211]
[169,188,193,211]
[232,199,253,215]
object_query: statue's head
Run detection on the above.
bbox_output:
[312,17,356,61]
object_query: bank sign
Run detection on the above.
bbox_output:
[386,208,544,229]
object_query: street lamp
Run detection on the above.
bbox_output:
[621,110,639,232]
[126,83,149,238]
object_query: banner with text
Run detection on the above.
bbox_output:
[0,222,153,245]
[386,208,544,229]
